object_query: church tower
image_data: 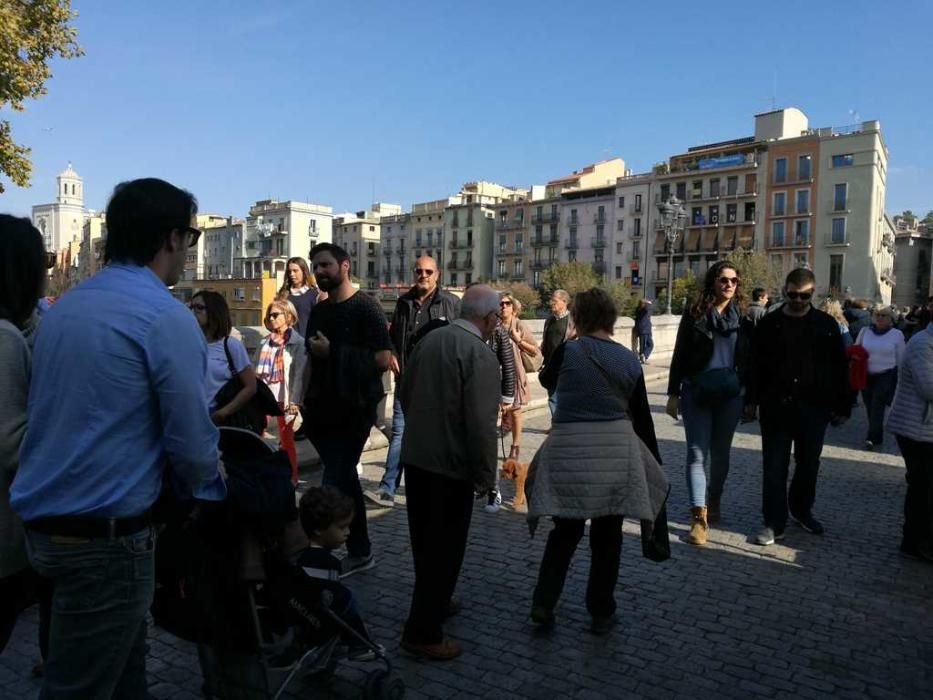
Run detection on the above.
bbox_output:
[56,162,83,206]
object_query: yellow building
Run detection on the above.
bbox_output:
[172,277,280,327]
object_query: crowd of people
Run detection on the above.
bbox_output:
[0,176,931,696]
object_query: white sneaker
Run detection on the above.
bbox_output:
[484,490,502,514]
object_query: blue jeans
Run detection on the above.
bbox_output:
[548,390,558,416]
[380,395,404,496]
[25,526,156,700]
[862,369,897,446]
[680,384,743,508]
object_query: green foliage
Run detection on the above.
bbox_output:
[0,0,82,192]
[723,248,781,294]
[602,281,640,318]
[491,280,539,318]
[540,262,600,303]
[655,270,698,315]
[923,211,933,226]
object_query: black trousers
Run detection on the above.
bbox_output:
[402,464,474,645]
[532,515,624,619]
[895,435,933,550]
[862,369,897,446]
[760,402,831,531]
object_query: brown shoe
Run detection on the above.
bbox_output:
[687,506,708,546]
[707,494,721,525]
[400,638,462,661]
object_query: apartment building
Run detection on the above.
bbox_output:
[526,199,562,288]
[77,213,106,281]
[613,174,653,290]
[202,217,246,280]
[172,277,279,327]
[410,198,451,278]
[334,204,400,292]
[892,213,931,307]
[494,199,530,284]
[379,212,412,289]
[237,199,333,282]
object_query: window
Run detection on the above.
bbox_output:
[499,235,506,252]
[829,254,844,291]
[798,154,812,180]
[774,157,787,183]
[451,273,458,286]
[772,222,786,247]
[617,219,624,231]
[615,266,622,280]
[726,203,737,223]
[618,196,625,208]
[709,205,719,225]
[513,260,523,276]
[633,218,641,237]
[515,234,523,252]
[616,242,623,254]
[416,230,422,246]
[465,273,472,285]
[744,202,756,222]
[233,287,245,301]
[692,207,703,225]
[367,261,375,277]
[634,194,642,211]
[726,176,738,196]
[691,181,703,199]
[709,179,720,197]
[832,154,854,168]
[675,182,686,200]
[795,189,810,214]
[533,271,541,287]
[568,250,577,262]
[793,253,808,268]
[831,217,846,244]
[773,192,786,216]
[660,184,671,201]
[369,225,375,232]
[770,254,783,273]
[570,209,578,224]
[251,286,261,301]
[794,220,810,246]
[498,260,506,277]
[834,183,848,211]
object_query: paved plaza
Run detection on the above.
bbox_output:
[2,382,932,699]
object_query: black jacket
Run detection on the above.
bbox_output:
[389,286,461,374]
[745,306,851,418]
[667,305,753,397]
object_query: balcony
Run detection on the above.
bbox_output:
[592,261,607,275]
[447,258,474,271]
[565,240,579,250]
[630,203,643,214]
[567,218,580,227]
[532,212,560,225]
[593,214,607,225]
[530,235,550,248]
[591,236,607,248]
[510,271,526,280]
[497,218,525,230]
[448,239,473,250]
[530,260,549,271]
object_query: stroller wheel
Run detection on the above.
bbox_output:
[364,669,405,700]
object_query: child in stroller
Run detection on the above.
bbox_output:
[278,485,384,662]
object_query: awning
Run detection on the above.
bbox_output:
[701,228,718,252]
[737,226,754,249]
[719,228,736,250]
[686,230,702,253]
[653,231,668,254]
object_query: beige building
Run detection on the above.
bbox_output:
[172,277,279,327]
[202,217,246,280]
[238,199,333,283]
[892,214,930,307]
[334,204,401,293]
[77,213,106,281]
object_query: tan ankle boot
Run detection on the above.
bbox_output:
[688,506,708,545]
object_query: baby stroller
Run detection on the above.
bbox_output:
[152,427,404,700]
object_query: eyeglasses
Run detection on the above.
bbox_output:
[718,276,740,287]
[414,268,435,277]
[189,303,207,311]
[180,226,201,248]
[785,291,813,301]
[500,300,512,307]
[267,311,284,319]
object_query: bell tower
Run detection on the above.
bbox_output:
[56,162,83,206]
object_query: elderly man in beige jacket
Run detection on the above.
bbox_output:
[398,284,502,660]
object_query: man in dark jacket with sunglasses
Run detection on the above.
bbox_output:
[744,268,850,546]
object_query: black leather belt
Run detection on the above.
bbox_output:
[26,512,151,540]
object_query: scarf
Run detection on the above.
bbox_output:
[870,324,893,336]
[706,301,740,338]
[257,329,290,385]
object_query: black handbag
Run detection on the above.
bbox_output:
[213,337,282,433]
[690,367,740,406]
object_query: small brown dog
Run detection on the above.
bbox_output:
[499,458,529,510]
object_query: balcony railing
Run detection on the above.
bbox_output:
[532,212,560,224]
[448,239,473,250]
[530,260,549,271]
[591,237,607,248]
[593,214,607,224]
[592,261,607,274]
[510,271,525,280]
[447,259,474,270]
[497,218,525,230]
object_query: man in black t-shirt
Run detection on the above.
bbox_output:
[305,243,392,576]
[744,268,850,547]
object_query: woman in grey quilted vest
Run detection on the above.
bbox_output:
[526,288,668,635]
[886,322,933,562]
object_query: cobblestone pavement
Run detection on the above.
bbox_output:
[3,384,932,699]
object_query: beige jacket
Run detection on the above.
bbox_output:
[399,320,500,491]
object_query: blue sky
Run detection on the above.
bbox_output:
[2,0,931,218]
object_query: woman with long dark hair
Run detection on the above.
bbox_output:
[666,261,751,545]
[188,290,257,426]
[277,256,320,338]
[0,215,47,653]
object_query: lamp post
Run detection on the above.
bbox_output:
[656,196,687,315]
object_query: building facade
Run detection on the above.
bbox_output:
[32,163,90,253]
[892,214,931,307]
[77,213,106,281]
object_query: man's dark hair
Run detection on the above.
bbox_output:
[299,485,354,537]
[0,215,46,328]
[191,290,232,340]
[104,178,198,266]
[785,267,816,289]
[571,287,617,335]
[309,242,350,265]
[752,287,767,302]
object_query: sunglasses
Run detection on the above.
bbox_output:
[500,300,512,307]
[414,268,435,277]
[189,302,207,311]
[785,291,813,301]
[266,311,284,319]
[180,226,201,248]
[718,276,740,287]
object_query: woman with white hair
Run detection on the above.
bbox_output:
[854,305,905,450]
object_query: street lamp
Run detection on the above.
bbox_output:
[656,196,687,315]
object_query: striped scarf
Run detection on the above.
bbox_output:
[257,329,290,385]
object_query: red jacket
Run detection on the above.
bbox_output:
[846,344,869,391]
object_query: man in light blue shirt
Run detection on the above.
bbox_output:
[11,178,224,699]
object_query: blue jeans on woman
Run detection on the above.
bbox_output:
[680,383,743,507]
[379,395,404,496]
